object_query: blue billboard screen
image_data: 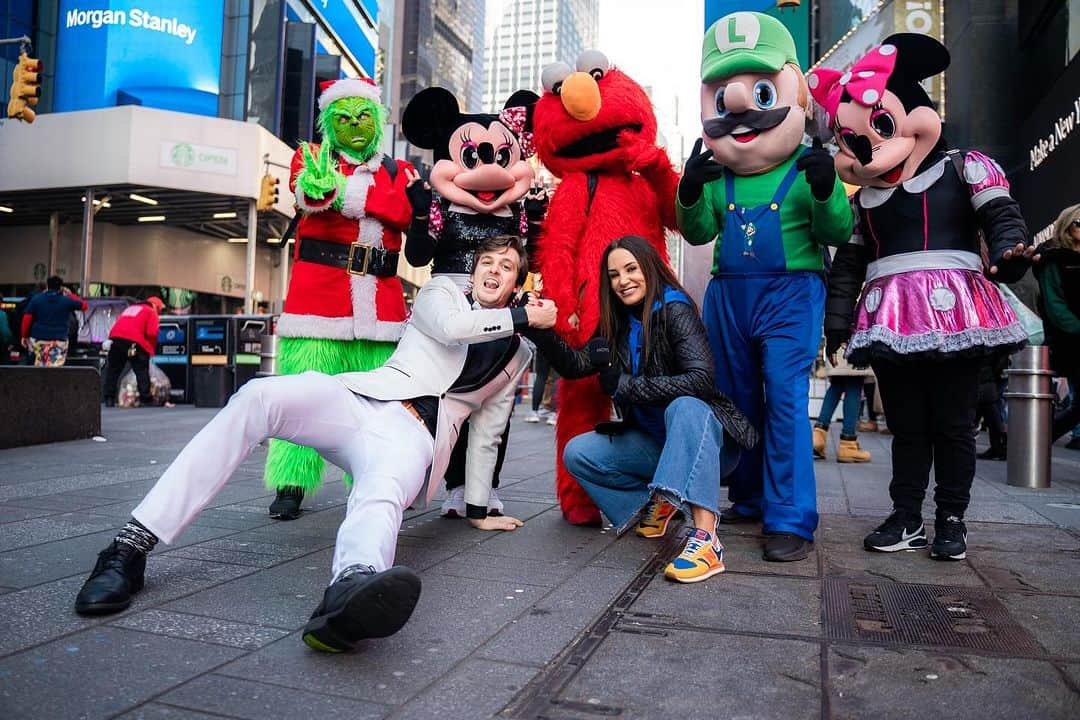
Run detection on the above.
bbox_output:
[55,0,225,116]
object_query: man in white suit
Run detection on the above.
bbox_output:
[73,236,556,653]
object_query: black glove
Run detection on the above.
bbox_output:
[825,331,849,361]
[406,176,432,218]
[796,138,837,202]
[678,138,725,206]
[523,188,549,223]
[586,337,611,368]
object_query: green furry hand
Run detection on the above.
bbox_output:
[297,141,345,201]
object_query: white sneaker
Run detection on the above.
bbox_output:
[546,412,558,426]
[488,488,504,516]
[524,411,541,423]
[440,486,466,518]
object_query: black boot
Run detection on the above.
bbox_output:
[763,532,814,562]
[74,541,146,615]
[302,566,422,653]
[269,486,305,520]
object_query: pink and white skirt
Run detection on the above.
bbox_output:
[846,251,1027,367]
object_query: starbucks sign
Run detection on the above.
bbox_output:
[159,140,237,176]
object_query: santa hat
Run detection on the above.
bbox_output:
[318,77,381,110]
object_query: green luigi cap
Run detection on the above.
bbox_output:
[701,12,799,83]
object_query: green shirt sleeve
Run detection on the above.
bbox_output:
[676,180,720,247]
[811,176,854,247]
[1041,263,1080,334]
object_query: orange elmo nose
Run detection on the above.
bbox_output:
[560,72,601,121]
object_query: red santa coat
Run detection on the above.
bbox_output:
[277,146,415,342]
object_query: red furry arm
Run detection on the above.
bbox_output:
[634,145,680,230]
[536,173,590,338]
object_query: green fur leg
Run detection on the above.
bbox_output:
[263,336,397,492]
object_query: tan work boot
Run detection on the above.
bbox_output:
[837,437,871,463]
[812,426,827,459]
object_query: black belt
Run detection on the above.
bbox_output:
[298,237,400,278]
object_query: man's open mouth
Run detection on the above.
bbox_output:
[482,278,500,289]
[878,161,906,184]
[555,123,643,158]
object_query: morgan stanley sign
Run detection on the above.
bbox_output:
[55,1,224,116]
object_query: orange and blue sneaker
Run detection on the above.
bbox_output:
[664,527,725,583]
[635,498,679,539]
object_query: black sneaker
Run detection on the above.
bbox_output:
[863,510,928,552]
[302,566,422,653]
[977,446,1006,461]
[269,486,304,520]
[930,516,967,560]
[74,541,146,615]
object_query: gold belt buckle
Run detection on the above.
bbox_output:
[347,242,372,276]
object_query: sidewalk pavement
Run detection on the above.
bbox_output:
[0,405,1078,720]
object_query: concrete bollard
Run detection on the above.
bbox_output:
[1004,346,1054,488]
[257,334,278,377]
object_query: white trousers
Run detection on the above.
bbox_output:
[132,372,434,579]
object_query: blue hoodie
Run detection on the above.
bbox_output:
[625,286,691,442]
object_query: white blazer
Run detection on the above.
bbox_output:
[334,276,532,510]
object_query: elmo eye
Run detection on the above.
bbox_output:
[576,49,609,76]
[753,80,776,109]
[714,87,728,117]
[495,146,512,168]
[460,145,479,169]
[870,109,895,138]
[541,62,572,94]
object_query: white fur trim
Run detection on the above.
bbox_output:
[318,78,380,110]
[276,313,356,340]
[357,216,384,248]
[341,168,374,219]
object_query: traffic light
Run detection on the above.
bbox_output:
[8,52,42,123]
[257,173,279,211]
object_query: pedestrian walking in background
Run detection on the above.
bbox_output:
[1034,204,1080,448]
[975,355,1009,460]
[526,236,757,583]
[19,276,88,367]
[0,307,13,364]
[102,297,164,407]
[813,344,872,463]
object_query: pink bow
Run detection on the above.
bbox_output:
[808,43,897,126]
[498,106,535,159]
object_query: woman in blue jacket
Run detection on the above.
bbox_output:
[525,235,757,583]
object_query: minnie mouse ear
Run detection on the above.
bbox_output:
[882,33,950,82]
[401,87,461,150]
[503,90,540,131]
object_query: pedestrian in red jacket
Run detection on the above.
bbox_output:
[103,297,164,407]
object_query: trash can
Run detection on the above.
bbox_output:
[257,334,278,377]
[232,316,271,391]
[154,317,191,403]
[1004,345,1054,488]
[191,317,231,408]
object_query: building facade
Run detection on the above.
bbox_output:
[482,0,599,113]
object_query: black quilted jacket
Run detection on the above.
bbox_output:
[525,299,759,450]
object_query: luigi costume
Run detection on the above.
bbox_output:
[677,12,853,560]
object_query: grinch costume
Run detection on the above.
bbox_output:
[265,77,415,518]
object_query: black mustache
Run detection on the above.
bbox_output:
[703,107,791,138]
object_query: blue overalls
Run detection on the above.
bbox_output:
[702,160,825,541]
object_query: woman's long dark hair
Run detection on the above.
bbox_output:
[597,235,696,369]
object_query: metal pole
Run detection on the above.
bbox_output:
[1005,346,1054,488]
[48,211,60,276]
[245,198,257,313]
[279,241,290,310]
[81,188,94,295]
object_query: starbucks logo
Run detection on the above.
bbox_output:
[171,143,195,167]
[221,276,233,292]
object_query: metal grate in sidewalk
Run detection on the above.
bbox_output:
[822,578,1044,655]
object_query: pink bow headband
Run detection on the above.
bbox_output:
[498,106,535,159]
[808,43,897,126]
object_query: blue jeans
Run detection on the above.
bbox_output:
[816,376,864,437]
[563,396,741,532]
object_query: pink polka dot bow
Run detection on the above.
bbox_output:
[808,43,897,126]
[498,106,535,159]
